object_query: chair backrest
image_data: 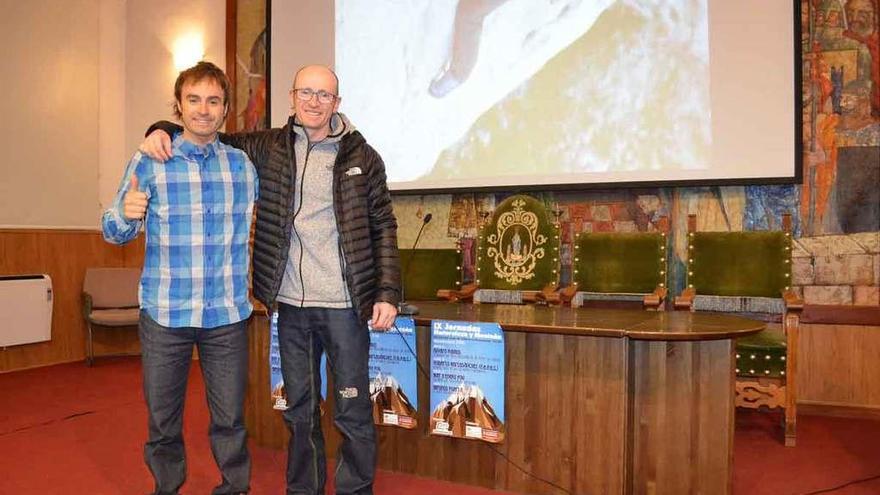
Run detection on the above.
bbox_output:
[687,215,792,298]
[475,195,559,291]
[573,231,667,294]
[83,267,140,309]
[400,248,462,300]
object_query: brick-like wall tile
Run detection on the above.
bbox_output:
[803,285,854,305]
[853,286,880,306]
[792,258,815,285]
[814,254,874,285]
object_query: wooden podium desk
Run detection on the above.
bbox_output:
[244,302,763,495]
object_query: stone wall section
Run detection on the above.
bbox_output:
[793,233,880,305]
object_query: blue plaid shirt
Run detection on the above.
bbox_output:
[102,135,258,329]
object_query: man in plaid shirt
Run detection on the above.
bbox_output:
[102,61,257,495]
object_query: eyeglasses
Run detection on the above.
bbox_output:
[291,88,337,104]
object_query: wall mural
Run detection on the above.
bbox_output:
[393,0,879,306]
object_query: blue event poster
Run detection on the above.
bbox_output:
[269,311,326,411]
[368,316,419,429]
[269,312,286,410]
[430,319,506,443]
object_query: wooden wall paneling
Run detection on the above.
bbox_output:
[512,332,629,495]
[244,312,287,449]
[556,334,576,490]
[525,332,572,493]
[628,339,735,495]
[537,333,568,490]
[799,322,880,412]
[497,330,526,489]
[0,230,136,372]
[852,324,880,407]
[414,323,439,477]
[522,332,546,493]
[578,334,627,494]
[520,332,545,493]
[800,323,854,404]
[122,237,145,268]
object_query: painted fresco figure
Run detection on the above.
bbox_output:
[843,0,880,117]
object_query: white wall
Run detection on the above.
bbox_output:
[98,0,127,220]
[0,0,100,228]
[0,0,225,228]
[120,0,226,180]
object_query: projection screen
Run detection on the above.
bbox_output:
[270,0,801,192]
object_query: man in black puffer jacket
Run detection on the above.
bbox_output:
[142,65,400,495]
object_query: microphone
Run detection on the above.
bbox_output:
[398,213,432,316]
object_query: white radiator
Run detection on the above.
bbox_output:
[0,275,53,347]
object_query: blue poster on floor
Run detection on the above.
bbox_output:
[368,316,419,429]
[429,319,505,443]
[269,311,326,411]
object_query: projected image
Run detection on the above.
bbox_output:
[336,0,711,189]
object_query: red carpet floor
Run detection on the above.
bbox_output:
[1,357,878,495]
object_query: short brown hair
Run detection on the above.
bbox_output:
[173,61,230,119]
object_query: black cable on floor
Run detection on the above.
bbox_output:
[0,410,95,437]
[799,473,880,494]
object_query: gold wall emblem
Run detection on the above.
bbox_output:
[486,199,547,285]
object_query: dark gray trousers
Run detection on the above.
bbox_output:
[277,304,376,495]
[139,311,251,495]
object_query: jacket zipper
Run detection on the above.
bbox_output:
[292,143,314,307]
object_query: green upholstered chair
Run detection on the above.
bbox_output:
[571,225,669,310]
[398,248,463,301]
[441,195,562,305]
[434,238,478,303]
[674,214,803,446]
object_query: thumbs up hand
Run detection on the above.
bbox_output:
[123,175,148,221]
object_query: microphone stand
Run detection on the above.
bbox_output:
[398,213,432,315]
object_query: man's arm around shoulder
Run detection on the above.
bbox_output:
[142,121,277,172]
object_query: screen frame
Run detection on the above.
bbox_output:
[268,0,803,196]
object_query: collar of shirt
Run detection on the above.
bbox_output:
[173,134,219,160]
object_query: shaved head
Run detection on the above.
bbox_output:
[293,65,339,94]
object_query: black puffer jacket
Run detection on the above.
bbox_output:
[230,118,400,321]
[152,117,401,321]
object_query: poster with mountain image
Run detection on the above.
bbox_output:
[269,311,327,410]
[368,316,419,429]
[430,320,505,443]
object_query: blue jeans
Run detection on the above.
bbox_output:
[277,304,376,495]
[139,311,251,495]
